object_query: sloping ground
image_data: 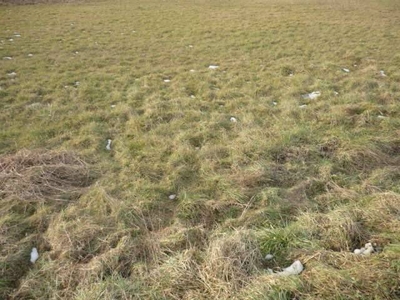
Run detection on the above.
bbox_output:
[1,0,400,299]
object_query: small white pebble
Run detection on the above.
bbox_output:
[276,260,304,276]
[377,115,386,119]
[190,69,196,72]
[132,30,136,33]
[208,65,219,70]
[380,70,387,77]
[230,117,237,123]
[353,64,357,67]
[265,254,274,260]
[75,51,79,54]
[7,72,17,77]
[190,95,196,99]
[163,79,171,83]
[111,105,116,108]
[272,101,277,106]
[9,38,13,42]
[28,53,33,57]
[3,57,12,60]
[14,34,21,38]
[169,194,177,200]
[289,73,293,77]
[106,139,112,151]
[299,104,308,108]
[195,147,200,150]
[188,45,193,48]
[30,247,39,263]
[334,91,339,95]
[74,81,80,86]
[342,68,350,73]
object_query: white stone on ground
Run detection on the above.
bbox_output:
[353,243,374,256]
[106,139,112,151]
[230,117,237,122]
[30,248,39,263]
[169,194,177,200]
[276,260,304,276]
[265,254,274,260]
[302,91,321,100]
[208,65,219,70]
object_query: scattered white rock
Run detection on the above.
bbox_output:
[190,95,196,99]
[289,73,294,77]
[334,91,339,96]
[14,34,21,38]
[26,102,42,109]
[265,254,274,260]
[30,247,39,263]
[106,139,112,151]
[353,243,374,256]
[163,79,171,83]
[169,194,177,200]
[190,69,196,72]
[9,38,13,42]
[208,65,219,70]
[3,57,12,60]
[195,147,200,150]
[276,260,304,276]
[272,101,277,106]
[132,30,136,33]
[74,81,80,87]
[302,91,321,100]
[28,53,33,57]
[7,72,17,77]
[230,117,237,123]
[362,243,374,256]
[342,68,350,73]
[188,45,193,48]
[380,70,387,77]
[377,115,387,119]
[353,64,357,67]
[299,104,308,108]
[111,104,116,108]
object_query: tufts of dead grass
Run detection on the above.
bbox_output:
[198,230,262,298]
[0,149,94,202]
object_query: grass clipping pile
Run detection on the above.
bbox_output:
[0,149,93,298]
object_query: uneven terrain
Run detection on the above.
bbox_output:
[1,0,400,299]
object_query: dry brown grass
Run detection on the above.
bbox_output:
[0,149,93,202]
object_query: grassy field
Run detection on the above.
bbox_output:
[1,0,400,298]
